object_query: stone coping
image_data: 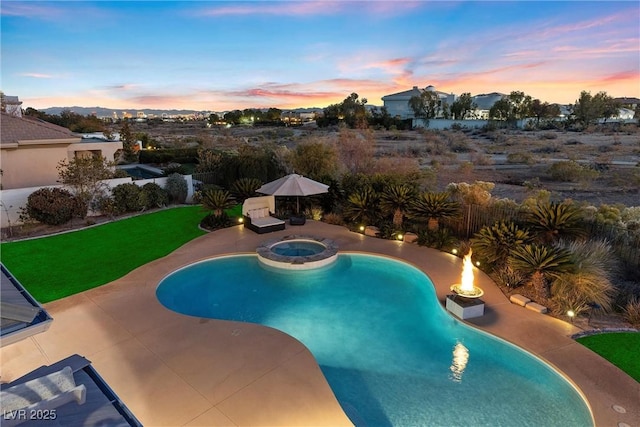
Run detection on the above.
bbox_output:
[256,235,339,270]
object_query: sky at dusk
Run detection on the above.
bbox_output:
[1,1,639,112]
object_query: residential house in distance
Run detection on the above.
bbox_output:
[382,85,507,121]
[0,97,122,190]
[469,92,506,119]
[382,85,456,120]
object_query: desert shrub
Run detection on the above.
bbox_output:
[200,212,231,230]
[622,296,640,327]
[162,163,186,175]
[447,134,472,152]
[416,227,457,250]
[547,161,599,182]
[470,152,493,165]
[540,132,557,140]
[598,144,615,153]
[304,207,323,221]
[112,169,130,178]
[138,147,199,164]
[141,182,169,209]
[471,221,533,270]
[23,187,86,225]
[112,183,147,213]
[322,212,345,226]
[564,138,582,145]
[95,194,117,217]
[531,144,560,154]
[491,265,526,289]
[165,173,188,204]
[507,152,534,164]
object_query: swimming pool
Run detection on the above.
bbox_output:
[156,254,592,426]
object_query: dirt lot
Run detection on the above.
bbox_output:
[130,121,640,208]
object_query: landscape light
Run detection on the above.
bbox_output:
[452,248,458,255]
[359,225,365,232]
[567,310,575,323]
[397,234,404,241]
[238,217,244,223]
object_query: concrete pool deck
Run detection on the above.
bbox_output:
[1,220,638,426]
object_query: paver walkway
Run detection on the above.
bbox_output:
[1,221,638,426]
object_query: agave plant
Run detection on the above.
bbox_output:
[343,186,380,225]
[379,183,416,228]
[527,201,586,243]
[508,243,573,301]
[471,221,533,270]
[230,177,262,203]
[201,189,236,217]
[409,192,460,231]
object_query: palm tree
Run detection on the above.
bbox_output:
[230,177,262,203]
[527,201,586,243]
[379,183,416,228]
[201,189,236,217]
[471,221,533,270]
[343,186,379,225]
[509,243,573,301]
[409,192,460,231]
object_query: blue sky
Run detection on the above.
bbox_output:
[1,1,638,111]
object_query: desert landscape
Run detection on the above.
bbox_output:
[127,120,640,208]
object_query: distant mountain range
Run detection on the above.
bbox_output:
[38,106,331,117]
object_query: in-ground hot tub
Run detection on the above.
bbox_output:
[256,235,338,270]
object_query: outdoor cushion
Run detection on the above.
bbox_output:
[1,366,86,413]
[0,302,40,323]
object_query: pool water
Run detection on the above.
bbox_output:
[271,240,326,256]
[156,254,592,427]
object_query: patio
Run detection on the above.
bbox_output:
[1,221,638,426]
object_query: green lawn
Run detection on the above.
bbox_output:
[0,206,212,303]
[576,332,640,382]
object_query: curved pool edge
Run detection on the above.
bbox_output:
[335,251,596,426]
[155,251,595,426]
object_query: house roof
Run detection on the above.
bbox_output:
[0,112,80,147]
[1,263,53,348]
[471,92,507,110]
[382,86,423,100]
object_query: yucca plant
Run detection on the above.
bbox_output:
[622,296,640,327]
[230,177,262,203]
[409,192,460,231]
[380,183,416,228]
[201,189,236,217]
[471,221,533,270]
[527,201,587,243]
[509,243,573,300]
[343,186,380,225]
[551,240,616,314]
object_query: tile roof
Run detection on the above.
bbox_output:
[1,113,79,146]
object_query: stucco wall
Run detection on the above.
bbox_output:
[0,175,194,229]
[0,140,123,190]
[412,119,490,129]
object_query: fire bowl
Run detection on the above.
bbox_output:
[450,284,484,298]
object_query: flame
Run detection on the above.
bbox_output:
[460,250,475,293]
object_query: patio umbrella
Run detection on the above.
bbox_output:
[256,173,329,214]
